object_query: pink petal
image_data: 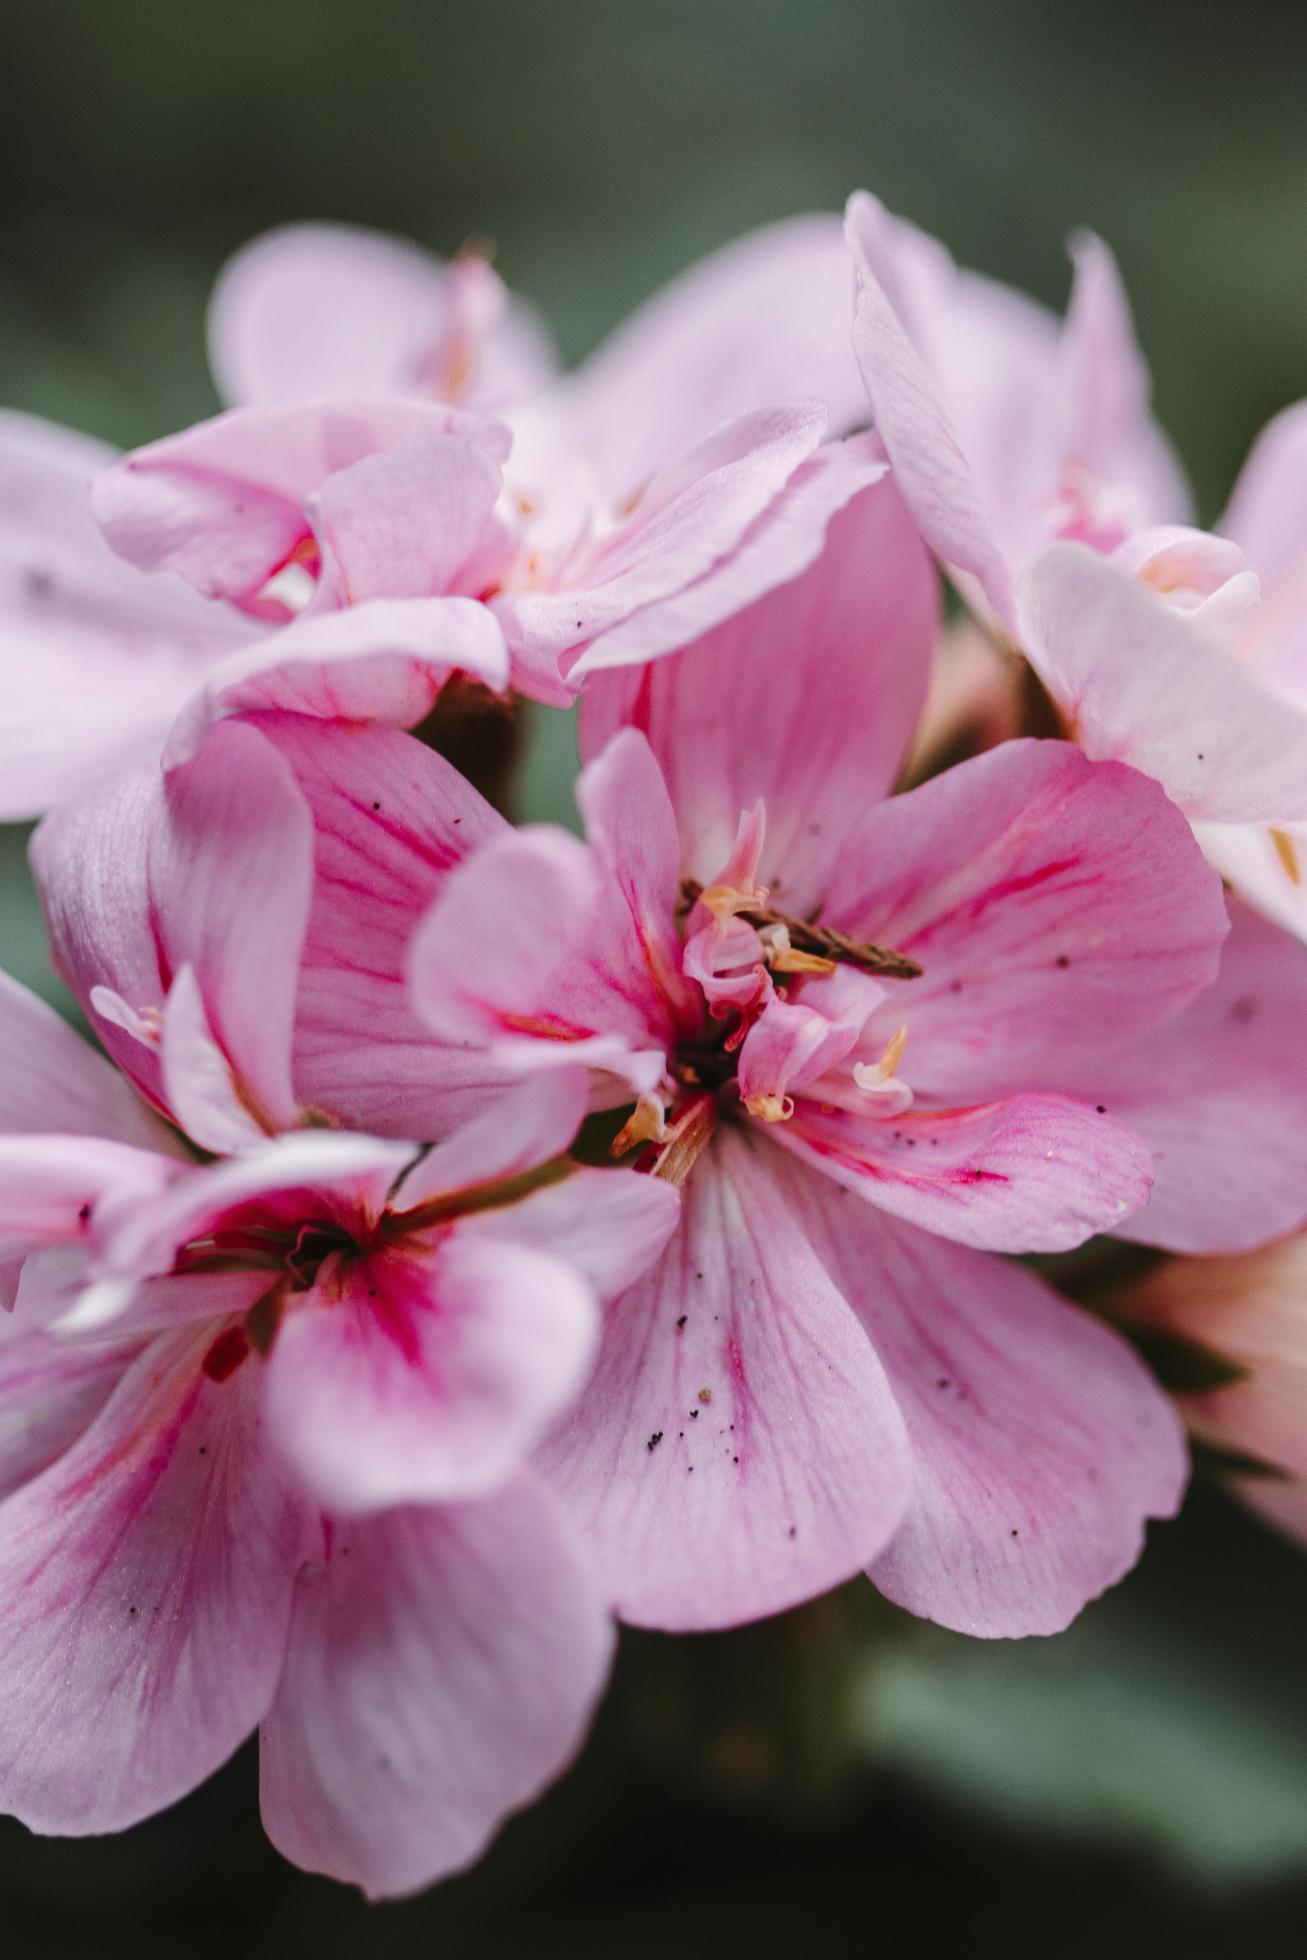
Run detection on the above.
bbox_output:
[536,1126,913,1630]
[150,721,314,1132]
[308,434,507,603]
[0,1324,310,1832]
[158,962,271,1155]
[409,819,674,1097]
[0,1311,140,1500]
[1198,819,1307,944]
[0,410,252,817]
[460,1166,681,1301]
[1221,399,1307,592]
[166,596,508,762]
[773,1092,1153,1252]
[844,192,1017,624]
[208,221,557,412]
[1018,544,1307,823]
[94,400,510,611]
[736,975,876,1109]
[390,1072,589,1211]
[0,1135,177,1268]
[34,719,315,1133]
[1045,897,1307,1253]
[250,713,513,1139]
[265,1235,597,1514]
[565,431,889,681]
[259,1475,611,1898]
[563,212,866,499]
[493,401,827,693]
[0,970,175,1150]
[1218,400,1307,708]
[779,1154,1187,1635]
[827,738,1228,1098]
[575,726,699,1028]
[1054,232,1190,530]
[579,473,936,909]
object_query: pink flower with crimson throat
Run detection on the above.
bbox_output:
[0,975,677,1895]
[404,482,1291,1638]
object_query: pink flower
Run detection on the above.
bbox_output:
[207,224,559,416]
[94,390,879,719]
[1,212,868,808]
[400,481,1259,1638]
[843,190,1194,628]
[0,970,677,1893]
[843,190,1307,934]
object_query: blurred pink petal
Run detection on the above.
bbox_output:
[209,222,557,414]
[259,1478,612,1899]
[1018,544,1307,824]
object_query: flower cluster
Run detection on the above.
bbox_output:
[2,197,1306,1896]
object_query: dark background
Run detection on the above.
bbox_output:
[2,3,1307,1952]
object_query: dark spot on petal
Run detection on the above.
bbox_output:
[77,1203,91,1222]
[937,1377,950,1390]
[1096,1104,1106,1114]
[675,1314,687,1329]
[647,1431,663,1452]
[1056,955,1071,969]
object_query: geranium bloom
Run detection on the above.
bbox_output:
[0,214,871,814]
[207,224,560,416]
[94,391,879,720]
[841,190,1218,629]
[0,967,677,1894]
[397,481,1307,1640]
[842,192,1307,909]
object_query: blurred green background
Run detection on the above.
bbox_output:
[3,2,1307,1952]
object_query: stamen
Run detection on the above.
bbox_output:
[679,880,921,980]
[610,1093,668,1157]
[854,1024,909,1089]
[645,1094,716,1185]
[744,1093,795,1123]
[1270,828,1303,887]
[758,924,837,976]
[697,878,770,922]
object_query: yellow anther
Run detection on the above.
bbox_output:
[854,1025,909,1092]
[763,925,837,975]
[744,1092,794,1123]
[610,1094,668,1157]
[698,880,769,922]
[1270,828,1302,887]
